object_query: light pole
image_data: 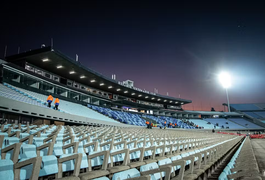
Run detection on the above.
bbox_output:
[225,88,231,112]
[219,72,231,112]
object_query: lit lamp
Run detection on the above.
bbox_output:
[219,72,231,112]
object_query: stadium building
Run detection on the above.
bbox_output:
[0,46,264,180]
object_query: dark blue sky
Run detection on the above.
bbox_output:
[1,0,265,111]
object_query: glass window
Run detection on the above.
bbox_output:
[53,76,59,82]
[25,64,34,72]
[35,69,43,75]
[44,72,51,79]
[3,69,20,83]
[81,94,90,103]
[67,80,73,86]
[73,82,79,88]
[41,81,54,93]
[55,87,67,97]
[23,76,39,89]
[80,85,86,90]
[69,91,80,100]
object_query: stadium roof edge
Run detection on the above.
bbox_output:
[184,110,241,116]
[0,59,7,64]
[5,46,192,105]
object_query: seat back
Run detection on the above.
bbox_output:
[140,162,160,180]
[19,144,37,159]
[112,168,140,180]
[0,159,14,179]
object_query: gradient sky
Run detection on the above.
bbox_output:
[1,1,265,111]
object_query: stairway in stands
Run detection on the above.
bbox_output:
[2,83,119,123]
[2,83,65,112]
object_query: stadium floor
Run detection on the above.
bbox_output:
[251,139,265,179]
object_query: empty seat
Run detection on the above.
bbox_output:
[112,168,141,180]
[140,162,161,180]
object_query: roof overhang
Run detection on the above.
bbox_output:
[5,46,192,105]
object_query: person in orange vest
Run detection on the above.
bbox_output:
[146,121,150,129]
[46,94,53,108]
[54,98,60,110]
[175,123,177,128]
[170,123,172,128]
[164,121,166,127]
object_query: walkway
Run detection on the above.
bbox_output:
[251,139,265,179]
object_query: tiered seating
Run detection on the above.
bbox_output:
[90,105,146,126]
[0,83,47,108]
[228,118,262,128]
[244,112,263,119]
[205,118,245,129]
[219,137,262,180]
[254,103,265,109]
[0,122,244,180]
[143,115,195,129]
[230,104,261,111]
[188,119,220,129]
[2,83,119,123]
[244,111,265,119]
[253,111,265,118]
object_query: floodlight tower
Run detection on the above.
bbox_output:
[219,72,231,112]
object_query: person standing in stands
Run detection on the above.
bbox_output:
[46,94,53,108]
[164,121,167,127]
[146,121,150,129]
[54,98,60,110]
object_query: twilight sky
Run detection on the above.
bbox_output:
[1,1,265,111]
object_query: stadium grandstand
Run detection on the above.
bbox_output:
[230,103,265,124]
[0,46,264,179]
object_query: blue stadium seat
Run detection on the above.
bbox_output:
[92,177,109,180]
[218,172,228,180]
[112,168,141,180]
[140,162,161,180]
[0,159,14,179]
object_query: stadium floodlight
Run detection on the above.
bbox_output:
[124,91,128,93]
[57,65,63,69]
[117,89,121,91]
[131,93,135,95]
[138,94,142,97]
[175,102,178,104]
[80,75,86,79]
[108,86,112,89]
[42,58,49,62]
[218,72,231,112]
[69,71,75,74]
[219,72,231,89]
[145,96,148,98]
[170,101,172,103]
[100,83,104,86]
[151,97,155,100]
[90,79,96,83]
[164,100,167,102]
[181,102,184,104]
[157,99,161,101]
